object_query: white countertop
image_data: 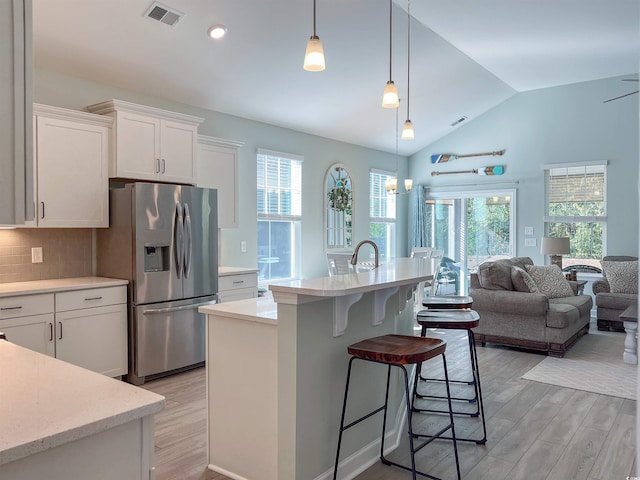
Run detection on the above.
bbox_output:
[200,296,277,325]
[219,266,259,276]
[0,341,164,467]
[0,277,128,298]
[268,257,432,301]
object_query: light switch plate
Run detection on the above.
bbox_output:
[240,241,247,253]
[524,226,534,236]
[524,238,536,247]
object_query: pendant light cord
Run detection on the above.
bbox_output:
[388,0,393,81]
[313,0,317,36]
[406,0,411,118]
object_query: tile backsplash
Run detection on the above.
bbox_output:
[0,229,93,284]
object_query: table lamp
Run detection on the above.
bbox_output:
[540,237,570,269]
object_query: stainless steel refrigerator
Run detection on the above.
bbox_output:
[97,182,217,385]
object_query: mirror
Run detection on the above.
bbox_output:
[325,164,353,249]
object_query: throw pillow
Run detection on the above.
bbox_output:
[511,266,539,293]
[601,260,638,294]
[477,261,513,290]
[510,257,534,271]
[525,264,575,299]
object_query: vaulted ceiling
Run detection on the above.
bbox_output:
[32,0,639,156]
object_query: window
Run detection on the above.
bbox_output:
[369,169,396,261]
[257,149,302,283]
[543,161,607,269]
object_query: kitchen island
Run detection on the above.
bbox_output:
[200,257,433,480]
[0,340,165,480]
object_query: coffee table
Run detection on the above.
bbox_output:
[619,304,638,365]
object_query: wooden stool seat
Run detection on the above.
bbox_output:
[422,295,473,309]
[348,334,446,365]
[417,309,480,330]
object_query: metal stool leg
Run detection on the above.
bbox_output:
[334,356,461,480]
[414,329,487,444]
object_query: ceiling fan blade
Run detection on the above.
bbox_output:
[603,90,639,103]
[621,79,639,82]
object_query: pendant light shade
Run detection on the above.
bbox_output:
[303,0,325,71]
[401,119,414,139]
[382,0,398,108]
[402,0,414,139]
[304,36,325,71]
[382,81,400,108]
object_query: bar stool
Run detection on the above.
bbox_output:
[414,295,487,445]
[333,334,461,480]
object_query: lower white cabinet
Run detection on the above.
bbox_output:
[0,286,127,377]
[218,271,258,303]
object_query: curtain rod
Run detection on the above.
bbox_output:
[423,180,519,190]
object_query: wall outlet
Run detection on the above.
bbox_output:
[240,241,247,253]
[31,247,43,263]
[524,238,537,247]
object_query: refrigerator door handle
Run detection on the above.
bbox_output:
[183,203,192,278]
[174,203,184,278]
[142,300,217,315]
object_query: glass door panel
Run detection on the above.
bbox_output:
[425,190,515,294]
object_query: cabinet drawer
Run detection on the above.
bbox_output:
[218,273,258,292]
[218,288,258,303]
[0,294,54,320]
[56,286,127,312]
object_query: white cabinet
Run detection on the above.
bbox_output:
[55,286,127,377]
[32,104,111,227]
[87,99,204,185]
[197,135,243,228]
[0,286,127,377]
[0,0,34,225]
[0,293,54,357]
[218,270,258,303]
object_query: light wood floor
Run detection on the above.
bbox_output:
[143,327,637,480]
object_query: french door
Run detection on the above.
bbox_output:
[424,189,516,294]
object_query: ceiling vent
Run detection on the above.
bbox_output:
[450,116,468,127]
[144,2,184,27]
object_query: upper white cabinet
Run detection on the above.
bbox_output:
[0,0,34,225]
[32,104,111,227]
[197,135,244,228]
[87,99,204,185]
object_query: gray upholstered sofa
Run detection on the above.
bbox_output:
[469,257,592,357]
[593,255,638,331]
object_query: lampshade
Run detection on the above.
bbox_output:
[382,81,399,108]
[404,179,413,191]
[540,237,570,255]
[385,177,398,193]
[401,119,414,139]
[303,36,325,71]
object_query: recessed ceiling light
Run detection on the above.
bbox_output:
[207,24,227,39]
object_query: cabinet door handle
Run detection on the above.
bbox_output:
[161,158,166,174]
[156,158,160,173]
[84,296,103,301]
[58,322,63,340]
[49,322,54,341]
[40,201,45,219]
[232,280,245,284]
[0,306,23,311]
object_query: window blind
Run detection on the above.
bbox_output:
[257,152,302,220]
[369,170,396,221]
[543,163,606,222]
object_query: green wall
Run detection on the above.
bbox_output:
[409,74,639,262]
[34,69,410,279]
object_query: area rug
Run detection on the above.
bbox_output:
[521,332,637,400]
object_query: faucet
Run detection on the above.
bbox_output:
[351,240,379,268]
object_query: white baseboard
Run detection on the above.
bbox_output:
[207,464,250,480]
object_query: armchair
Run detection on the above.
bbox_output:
[593,255,638,331]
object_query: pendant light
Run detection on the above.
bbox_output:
[386,108,413,194]
[381,0,399,108]
[303,0,325,71]
[401,0,415,140]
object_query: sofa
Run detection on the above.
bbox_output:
[593,255,638,331]
[469,257,592,357]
